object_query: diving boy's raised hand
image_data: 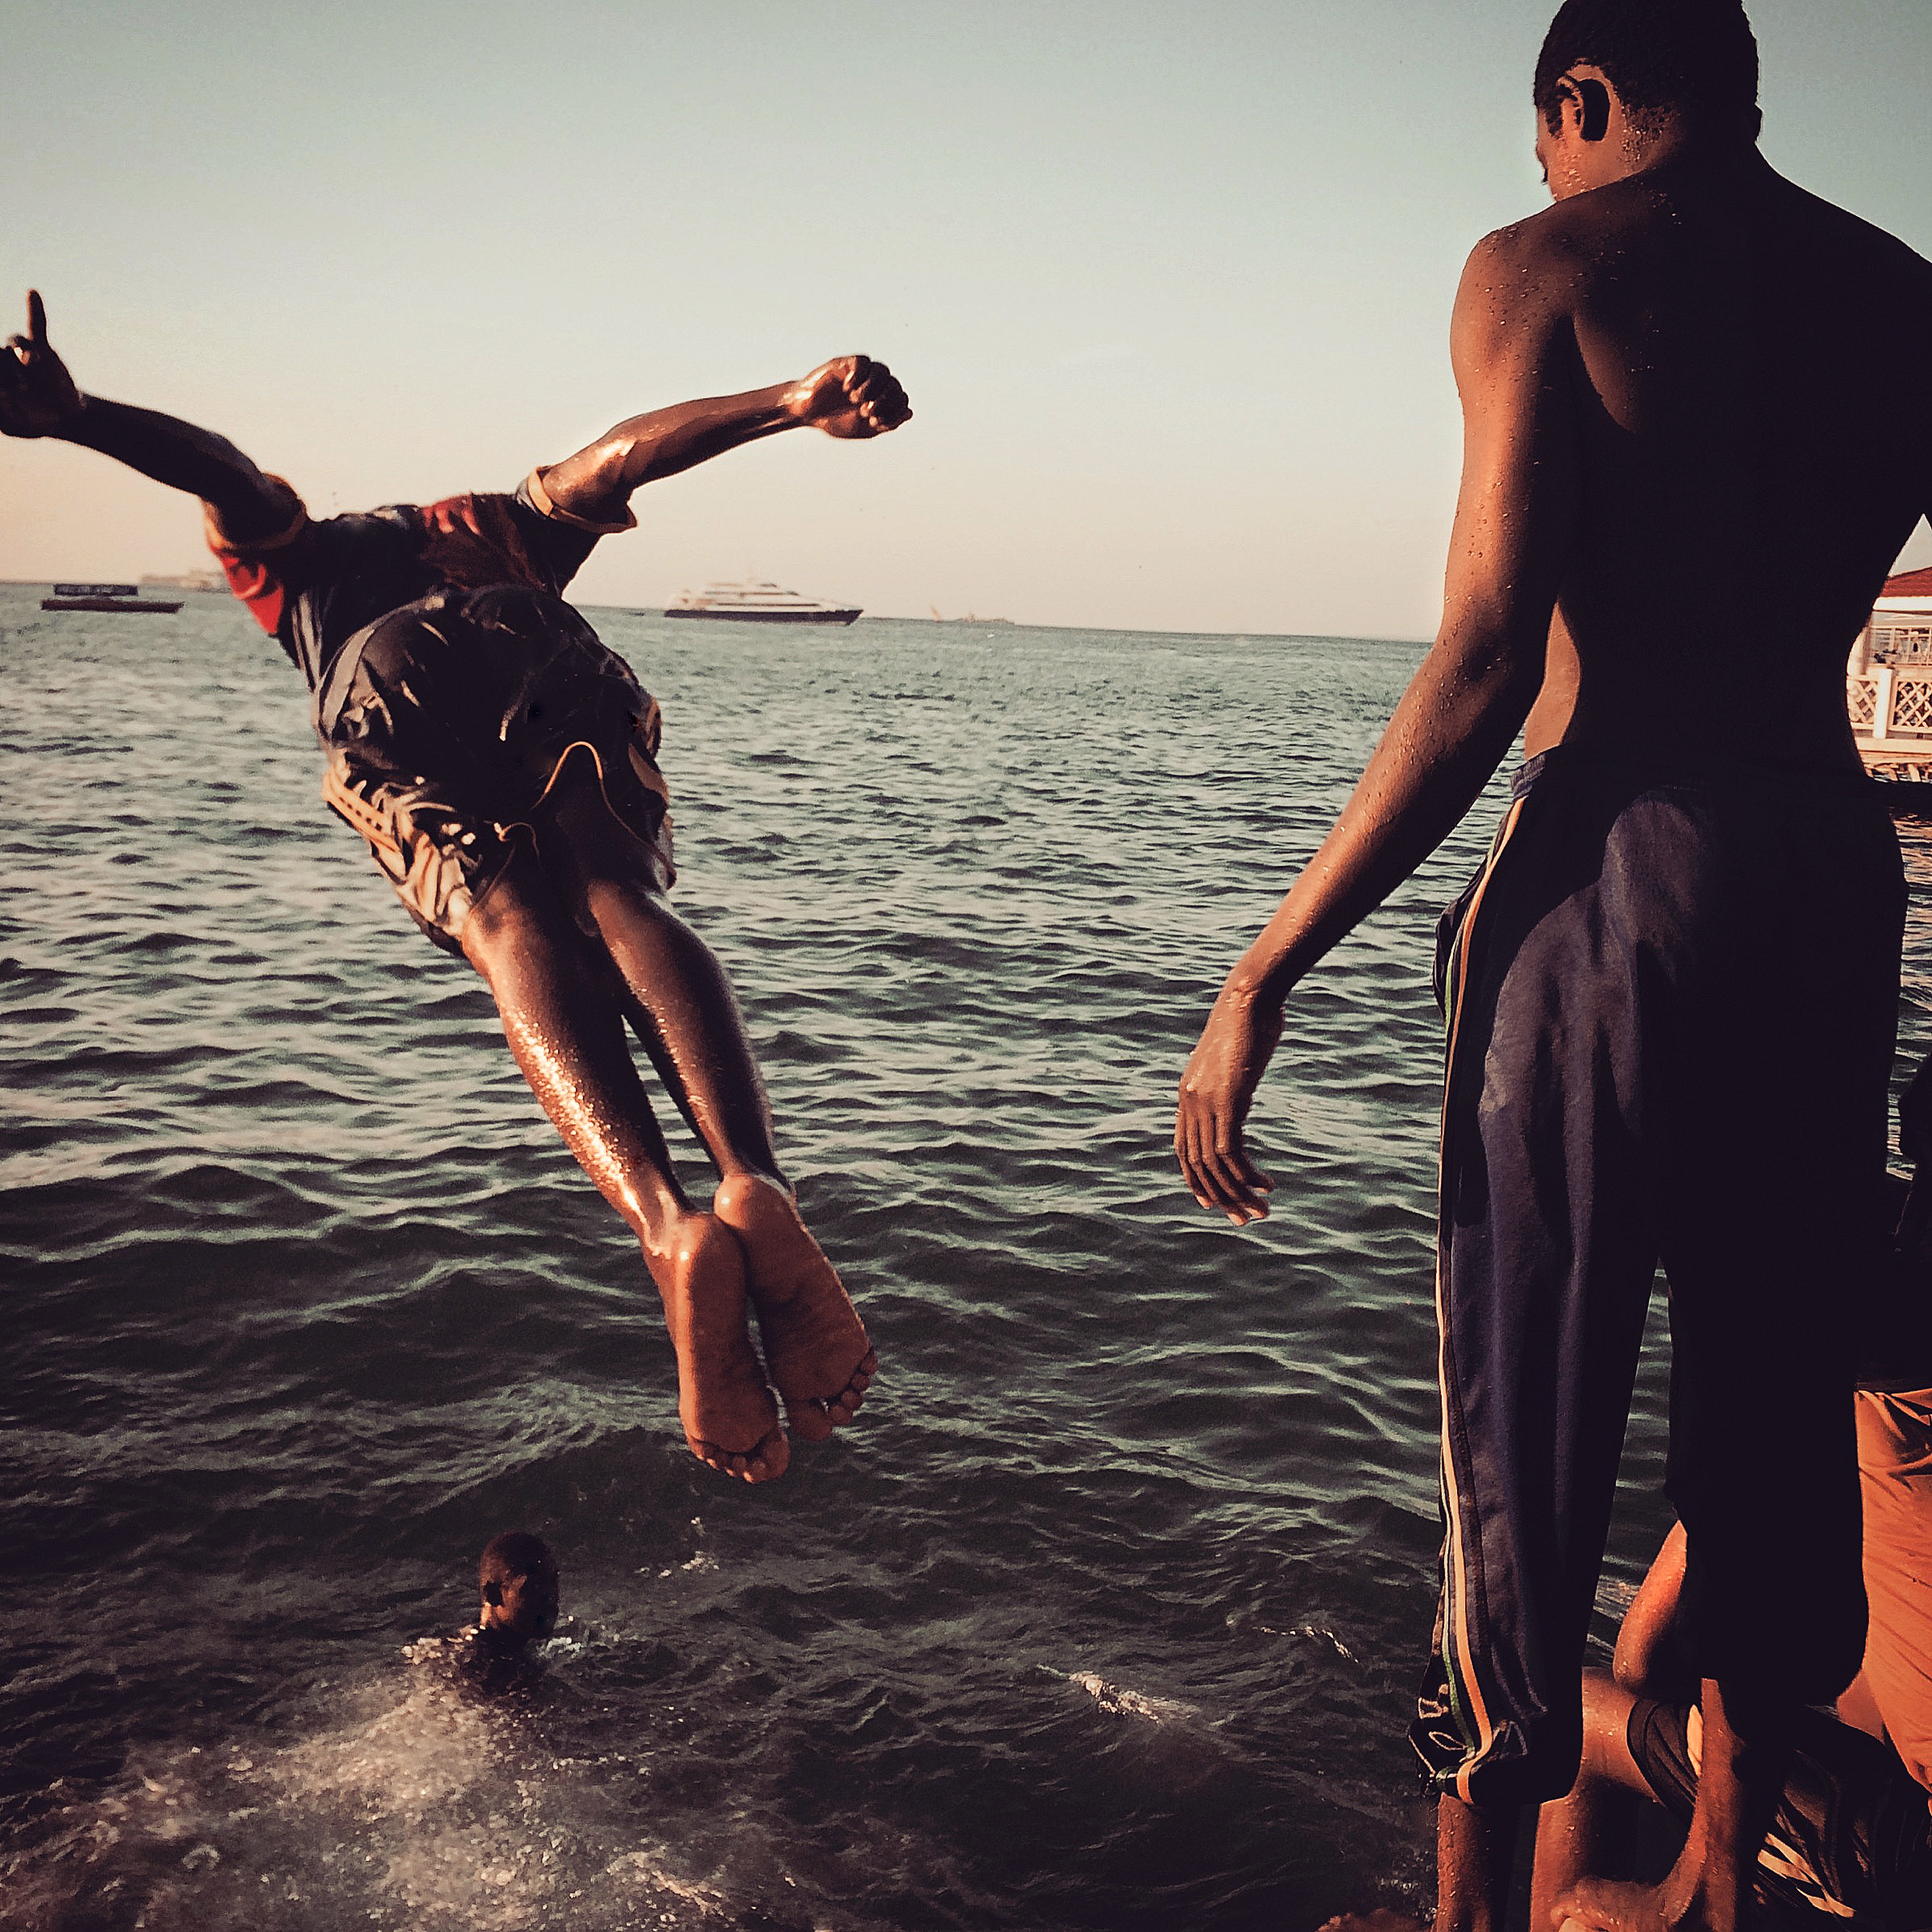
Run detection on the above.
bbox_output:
[1,293,83,439]
[782,355,911,439]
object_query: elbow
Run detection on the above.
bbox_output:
[1433,604,1548,693]
[204,474,301,548]
[1427,628,1546,748]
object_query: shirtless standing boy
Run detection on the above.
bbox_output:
[1174,3,1931,1926]
[2,294,910,1486]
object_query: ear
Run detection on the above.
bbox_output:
[1576,77,1610,142]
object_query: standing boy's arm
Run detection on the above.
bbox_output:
[1174,224,1581,1224]
[2,292,296,541]
[535,356,911,527]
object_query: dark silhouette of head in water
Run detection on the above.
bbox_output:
[477,1532,560,1653]
[1534,0,1761,144]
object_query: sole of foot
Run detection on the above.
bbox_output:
[712,1173,876,1444]
[659,1211,789,1483]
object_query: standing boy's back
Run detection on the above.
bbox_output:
[1496,131,1932,764]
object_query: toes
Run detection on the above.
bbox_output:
[832,1350,878,1417]
[785,1400,836,1444]
[782,1350,878,1440]
[747,1427,791,1482]
[687,1425,790,1483]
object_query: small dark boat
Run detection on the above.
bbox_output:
[43,582,182,614]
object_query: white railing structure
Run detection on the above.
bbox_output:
[1849,652,1932,779]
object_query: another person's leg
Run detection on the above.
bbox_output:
[1554,1689,1922,1930]
[1548,1692,1789,1932]
[460,838,788,1481]
[538,768,875,1441]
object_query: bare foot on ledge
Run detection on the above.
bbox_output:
[1314,1912,1429,1932]
[1555,1876,1725,1932]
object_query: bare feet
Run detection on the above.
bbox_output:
[712,1173,876,1443]
[1555,1878,1718,1932]
[652,1211,789,1483]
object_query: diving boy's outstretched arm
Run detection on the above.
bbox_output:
[1,292,297,542]
[536,356,912,526]
[5,294,912,538]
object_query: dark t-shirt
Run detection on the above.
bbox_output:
[206,470,627,713]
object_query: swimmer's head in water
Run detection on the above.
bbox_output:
[477,1531,560,1649]
[1534,0,1762,146]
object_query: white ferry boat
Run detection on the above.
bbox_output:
[663,578,860,626]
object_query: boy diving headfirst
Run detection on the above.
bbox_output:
[1,292,910,1484]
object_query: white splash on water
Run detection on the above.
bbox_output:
[6,1664,740,1931]
[652,1517,716,1578]
[1048,1667,1197,1725]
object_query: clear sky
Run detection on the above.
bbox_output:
[4,0,1927,635]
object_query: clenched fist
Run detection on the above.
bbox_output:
[782,355,911,439]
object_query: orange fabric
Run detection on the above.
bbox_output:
[201,475,308,557]
[523,464,637,535]
[1855,1388,1932,1799]
[203,477,309,636]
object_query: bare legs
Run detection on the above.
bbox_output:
[541,777,875,1443]
[1328,1668,1784,1932]
[460,845,786,1480]
[1434,1794,1521,1932]
[1309,1794,1518,1932]
[1531,1672,1647,1931]
[460,771,872,1479]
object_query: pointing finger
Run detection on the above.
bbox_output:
[27,291,47,350]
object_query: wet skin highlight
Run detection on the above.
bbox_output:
[0,298,906,1481]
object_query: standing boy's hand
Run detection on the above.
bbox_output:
[1176,978,1282,1225]
[782,355,911,439]
[0,292,84,438]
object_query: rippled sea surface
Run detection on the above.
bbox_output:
[6,585,1932,1931]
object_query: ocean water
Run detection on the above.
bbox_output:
[5,585,1930,1931]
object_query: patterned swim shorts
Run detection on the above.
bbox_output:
[317,584,675,953]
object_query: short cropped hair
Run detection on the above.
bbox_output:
[1534,0,1761,139]
[479,1531,556,1589]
